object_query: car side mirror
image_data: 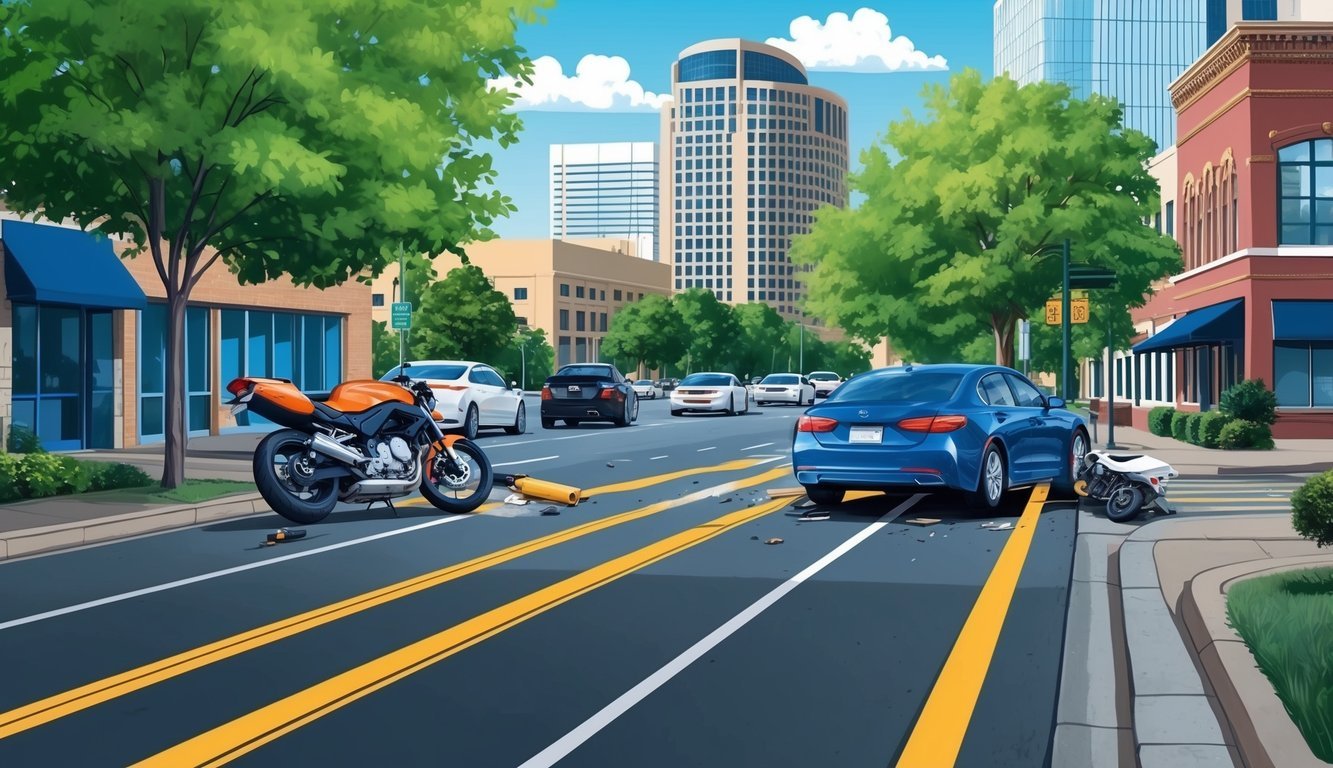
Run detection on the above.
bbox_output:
[510,381,518,389]
[1046,396,1066,410]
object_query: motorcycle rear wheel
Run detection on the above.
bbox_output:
[1105,485,1145,523]
[254,429,339,524]
[420,438,494,514]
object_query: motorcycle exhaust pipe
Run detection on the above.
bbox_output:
[309,433,368,466]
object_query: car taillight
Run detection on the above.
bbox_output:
[226,378,251,396]
[898,415,968,432]
[600,387,622,400]
[541,385,552,401]
[797,415,837,432]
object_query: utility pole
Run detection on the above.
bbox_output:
[398,245,406,371]
[1061,238,1071,401]
[1106,309,1119,449]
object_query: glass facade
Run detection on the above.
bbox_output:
[1241,0,1277,21]
[994,0,1210,149]
[1275,343,1333,408]
[138,304,212,440]
[742,51,808,85]
[1278,139,1333,245]
[11,304,116,450]
[550,143,659,261]
[677,51,737,83]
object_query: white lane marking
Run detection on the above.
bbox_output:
[0,455,789,631]
[518,493,926,768]
[650,455,669,460]
[742,442,773,451]
[493,456,558,468]
[696,447,716,453]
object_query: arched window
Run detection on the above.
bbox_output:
[1182,178,1196,268]
[1278,138,1333,245]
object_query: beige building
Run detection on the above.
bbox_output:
[659,39,850,321]
[370,238,671,369]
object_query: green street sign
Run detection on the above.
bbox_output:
[1068,265,1118,290]
[391,301,412,330]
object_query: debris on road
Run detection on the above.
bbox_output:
[982,521,1014,531]
[540,506,560,516]
[503,494,530,506]
[905,518,940,526]
[799,510,830,521]
[719,497,733,504]
[606,462,615,468]
[765,537,784,545]
[263,528,306,546]
[766,487,804,498]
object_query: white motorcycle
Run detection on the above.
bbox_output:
[1074,450,1179,523]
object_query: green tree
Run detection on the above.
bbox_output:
[601,294,687,377]
[732,303,788,378]
[0,0,545,486]
[791,69,1181,369]
[410,265,517,362]
[673,289,742,373]
[372,320,399,379]
[493,327,554,391]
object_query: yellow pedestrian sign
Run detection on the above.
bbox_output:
[1045,298,1090,325]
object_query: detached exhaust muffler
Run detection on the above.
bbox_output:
[501,474,582,506]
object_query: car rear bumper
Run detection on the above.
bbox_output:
[791,436,965,490]
[541,401,621,420]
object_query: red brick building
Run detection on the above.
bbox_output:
[1120,23,1333,439]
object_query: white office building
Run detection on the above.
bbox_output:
[549,142,659,261]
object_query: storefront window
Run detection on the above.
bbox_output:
[1275,343,1333,407]
[11,305,113,450]
[1278,139,1333,245]
[139,303,210,440]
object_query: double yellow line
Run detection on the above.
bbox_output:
[0,459,790,744]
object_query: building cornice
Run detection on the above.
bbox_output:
[1171,23,1333,114]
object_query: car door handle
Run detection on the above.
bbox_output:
[995,412,1009,422]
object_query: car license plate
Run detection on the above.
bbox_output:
[567,385,580,392]
[849,426,883,444]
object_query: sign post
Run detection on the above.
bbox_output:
[1018,320,1031,377]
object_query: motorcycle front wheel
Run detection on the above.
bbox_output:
[1105,484,1145,523]
[254,429,339,524]
[420,438,494,514]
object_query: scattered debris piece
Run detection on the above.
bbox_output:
[982,521,1014,531]
[799,510,831,521]
[263,528,306,546]
[503,494,530,506]
[606,462,615,468]
[719,497,733,504]
[765,488,805,498]
[765,537,784,545]
[928,531,935,537]
[794,500,816,509]
[540,506,560,516]
[905,518,941,526]
[751,535,759,540]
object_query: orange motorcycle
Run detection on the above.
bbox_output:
[225,365,493,524]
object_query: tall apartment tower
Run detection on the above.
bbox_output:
[550,142,660,261]
[659,39,849,320]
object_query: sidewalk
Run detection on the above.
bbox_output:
[1082,420,1333,478]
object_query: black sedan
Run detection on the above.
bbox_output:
[540,363,639,428]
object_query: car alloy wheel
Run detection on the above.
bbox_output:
[985,450,1004,504]
[1071,431,1088,480]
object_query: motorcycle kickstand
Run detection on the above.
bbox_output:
[365,499,399,517]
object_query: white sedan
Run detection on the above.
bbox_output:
[669,372,750,416]
[631,379,662,399]
[381,360,526,438]
[807,371,843,398]
[754,373,816,406]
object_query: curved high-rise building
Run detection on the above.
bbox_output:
[659,39,849,319]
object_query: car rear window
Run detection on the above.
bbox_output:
[635,380,653,385]
[827,370,965,403]
[381,364,466,381]
[557,365,615,377]
[762,375,799,384]
[808,372,838,380]
[680,374,731,386]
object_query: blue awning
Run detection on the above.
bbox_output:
[1133,298,1244,353]
[1273,300,1333,341]
[2,219,147,309]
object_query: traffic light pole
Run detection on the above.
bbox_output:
[1062,238,1071,401]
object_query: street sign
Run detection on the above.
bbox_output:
[1018,320,1031,361]
[391,301,412,330]
[1069,265,1118,290]
[1046,298,1090,325]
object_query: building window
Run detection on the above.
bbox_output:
[599,312,608,332]
[1277,139,1333,245]
[678,50,737,83]
[514,287,528,300]
[560,283,570,297]
[140,304,213,440]
[1275,343,1333,407]
[1165,200,1174,237]
[372,293,385,307]
[559,309,569,331]
[614,289,623,301]
[576,311,586,332]
[214,308,343,434]
[576,286,585,299]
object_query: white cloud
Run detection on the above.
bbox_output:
[766,8,948,73]
[489,55,670,112]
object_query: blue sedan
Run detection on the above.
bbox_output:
[791,364,1089,509]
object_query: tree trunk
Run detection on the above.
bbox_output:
[992,314,1017,369]
[161,286,190,489]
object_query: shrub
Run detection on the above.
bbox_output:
[90,462,153,491]
[0,454,20,503]
[1292,471,1333,548]
[1148,406,1176,437]
[1220,379,1278,426]
[1184,413,1207,445]
[1219,419,1275,450]
[1171,411,1191,442]
[16,453,66,498]
[6,424,42,454]
[1199,411,1233,449]
[57,457,94,495]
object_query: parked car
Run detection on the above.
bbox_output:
[754,373,816,406]
[540,363,638,428]
[670,372,750,416]
[380,360,525,439]
[632,379,662,399]
[791,364,1089,510]
[657,378,680,392]
[807,371,844,398]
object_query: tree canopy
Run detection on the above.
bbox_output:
[0,0,546,484]
[410,264,518,363]
[790,69,1181,369]
[599,294,687,377]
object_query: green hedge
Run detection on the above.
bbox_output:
[1219,419,1275,450]
[1171,411,1191,442]
[1184,412,1206,445]
[0,436,153,503]
[1198,411,1233,449]
[1148,406,1176,437]
[1220,379,1278,426]
[1292,470,1333,548]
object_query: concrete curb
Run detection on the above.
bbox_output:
[1180,555,1333,768]
[0,493,268,561]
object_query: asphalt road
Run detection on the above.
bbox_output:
[0,397,1083,767]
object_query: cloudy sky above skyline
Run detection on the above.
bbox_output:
[485,2,994,237]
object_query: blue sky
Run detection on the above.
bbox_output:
[485,1,997,238]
